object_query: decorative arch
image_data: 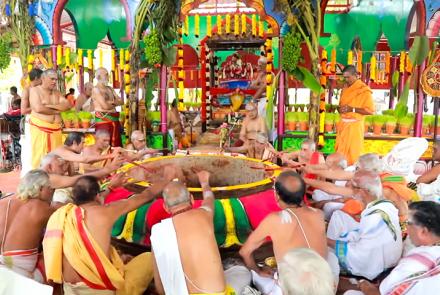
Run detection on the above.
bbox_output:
[52,0,132,46]
[426,9,440,38]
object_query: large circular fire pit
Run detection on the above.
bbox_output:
[118,154,281,198]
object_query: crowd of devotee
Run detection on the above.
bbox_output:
[0,65,439,295]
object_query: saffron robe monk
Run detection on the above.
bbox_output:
[336,65,374,165]
[29,69,71,169]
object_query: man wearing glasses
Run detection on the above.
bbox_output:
[327,170,403,281]
[336,65,375,165]
[347,201,440,294]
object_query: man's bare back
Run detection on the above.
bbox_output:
[0,197,53,252]
[173,209,225,293]
[62,204,114,283]
[269,207,327,260]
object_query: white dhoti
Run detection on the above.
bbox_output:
[20,115,31,177]
[0,248,43,283]
[150,218,188,295]
[328,201,403,280]
[257,98,267,119]
[224,265,251,295]
[312,190,345,220]
[0,267,52,295]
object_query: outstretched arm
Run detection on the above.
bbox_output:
[304,178,353,197]
[303,167,354,181]
[104,165,176,222]
[416,165,440,184]
[239,215,274,277]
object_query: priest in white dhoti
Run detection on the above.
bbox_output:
[345,201,440,295]
[327,170,403,280]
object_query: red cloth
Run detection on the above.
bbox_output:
[103,187,133,204]
[304,152,321,179]
[240,190,281,229]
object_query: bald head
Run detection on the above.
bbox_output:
[326,152,347,170]
[131,130,144,141]
[163,181,191,208]
[342,65,357,76]
[274,171,306,206]
[95,67,109,84]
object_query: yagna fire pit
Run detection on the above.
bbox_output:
[119,154,281,198]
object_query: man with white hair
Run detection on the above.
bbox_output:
[0,170,55,282]
[226,132,278,162]
[326,170,403,280]
[92,67,124,147]
[80,129,114,173]
[151,171,229,294]
[278,248,335,295]
[29,69,72,169]
[309,153,354,220]
[124,130,158,161]
[239,102,267,146]
[281,139,325,169]
[307,153,413,222]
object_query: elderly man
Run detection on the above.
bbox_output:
[281,139,325,170]
[346,201,440,295]
[307,153,412,222]
[326,170,403,280]
[20,69,43,176]
[93,67,124,147]
[336,65,374,165]
[75,82,94,112]
[0,170,54,282]
[226,132,278,162]
[239,171,338,294]
[278,248,335,295]
[151,171,228,294]
[52,132,117,175]
[80,129,114,173]
[308,153,354,220]
[29,69,71,169]
[239,102,267,146]
[43,167,175,295]
[124,130,158,161]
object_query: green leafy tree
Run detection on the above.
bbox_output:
[275,0,323,141]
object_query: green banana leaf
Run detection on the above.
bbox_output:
[395,79,410,118]
[266,71,281,131]
[394,36,430,118]
[408,36,429,66]
[162,46,177,67]
[391,71,399,97]
[293,66,323,95]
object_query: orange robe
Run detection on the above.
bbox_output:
[336,80,374,165]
